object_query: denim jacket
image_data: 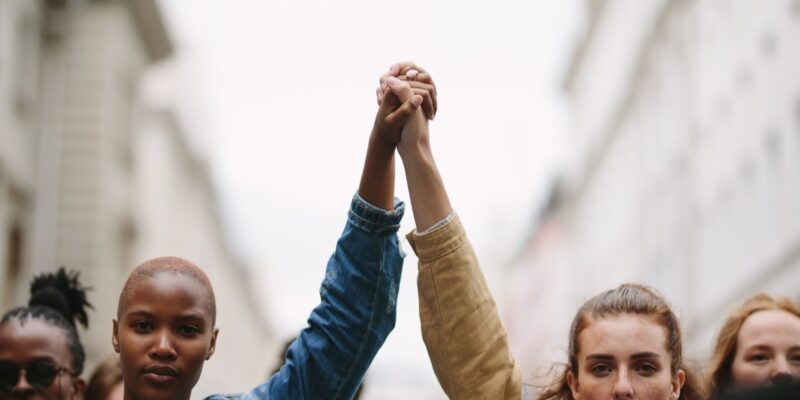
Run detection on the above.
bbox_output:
[206,194,405,400]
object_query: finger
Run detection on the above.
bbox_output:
[396,72,436,97]
[411,73,437,103]
[399,63,428,75]
[412,88,434,120]
[388,63,403,77]
[413,72,435,88]
[376,86,382,105]
[379,71,392,92]
[389,61,419,75]
[385,95,422,127]
[379,86,399,108]
[379,62,406,92]
[385,76,415,103]
[408,81,437,119]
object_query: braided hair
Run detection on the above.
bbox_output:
[0,267,92,374]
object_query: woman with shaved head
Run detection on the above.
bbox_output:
[111,63,437,400]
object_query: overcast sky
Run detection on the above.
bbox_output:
[148,1,581,397]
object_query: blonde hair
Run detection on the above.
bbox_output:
[706,293,800,397]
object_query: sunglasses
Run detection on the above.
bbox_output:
[0,360,74,392]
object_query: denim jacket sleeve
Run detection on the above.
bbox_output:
[206,194,404,400]
[407,214,521,400]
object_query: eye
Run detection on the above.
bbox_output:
[788,354,800,365]
[590,364,612,376]
[747,353,770,363]
[131,321,153,332]
[634,363,658,375]
[177,325,200,337]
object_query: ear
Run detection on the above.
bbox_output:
[70,377,86,399]
[672,369,686,399]
[567,370,581,400]
[112,318,120,353]
[206,327,219,360]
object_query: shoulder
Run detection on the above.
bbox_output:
[204,394,246,400]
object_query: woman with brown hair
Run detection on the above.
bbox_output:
[380,63,703,399]
[706,293,800,398]
[536,284,706,400]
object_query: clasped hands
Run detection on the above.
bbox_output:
[371,62,438,156]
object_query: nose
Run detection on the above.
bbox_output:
[11,369,36,395]
[613,368,634,399]
[769,356,794,384]
[149,329,178,361]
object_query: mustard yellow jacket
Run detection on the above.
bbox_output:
[407,215,522,399]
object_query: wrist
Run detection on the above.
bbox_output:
[369,128,398,153]
[397,138,432,161]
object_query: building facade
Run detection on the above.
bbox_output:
[504,0,800,388]
[0,0,273,393]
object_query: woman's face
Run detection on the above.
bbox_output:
[567,314,684,400]
[113,272,218,400]
[731,309,800,390]
[0,318,85,400]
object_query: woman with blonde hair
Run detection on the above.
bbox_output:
[706,293,800,398]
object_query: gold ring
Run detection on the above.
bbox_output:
[407,70,419,81]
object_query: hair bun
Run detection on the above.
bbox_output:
[29,267,92,328]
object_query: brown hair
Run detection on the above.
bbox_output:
[85,355,123,400]
[537,283,705,400]
[706,293,800,398]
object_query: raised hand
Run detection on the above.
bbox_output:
[359,69,422,211]
[377,61,438,121]
[371,77,422,148]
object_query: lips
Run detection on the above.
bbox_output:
[142,365,180,385]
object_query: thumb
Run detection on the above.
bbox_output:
[385,95,422,127]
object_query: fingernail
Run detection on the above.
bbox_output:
[411,96,421,107]
[386,76,398,86]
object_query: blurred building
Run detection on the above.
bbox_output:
[0,0,272,395]
[504,0,800,388]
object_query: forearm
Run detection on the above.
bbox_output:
[358,132,396,211]
[398,111,453,231]
[408,217,521,399]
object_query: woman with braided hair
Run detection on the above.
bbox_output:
[0,267,92,399]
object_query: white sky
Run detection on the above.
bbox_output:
[149,1,581,397]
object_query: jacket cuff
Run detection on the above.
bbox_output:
[348,193,405,234]
[406,214,467,262]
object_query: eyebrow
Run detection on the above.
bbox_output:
[743,344,774,352]
[124,310,208,323]
[630,352,661,360]
[585,352,661,361]
[125,310,155,319]
[175,314,208,323]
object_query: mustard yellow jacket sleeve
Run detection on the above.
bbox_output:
[406,215,522,400]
